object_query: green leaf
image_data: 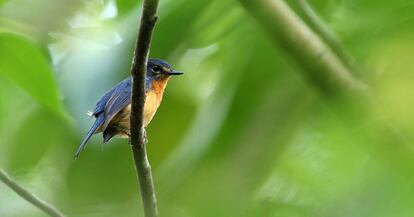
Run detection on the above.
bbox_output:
[0,33,68,120]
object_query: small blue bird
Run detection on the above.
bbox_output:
[74,58,183,159]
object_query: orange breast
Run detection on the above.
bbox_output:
[106,77,170,133]
[143,91,161,126]
[143,77,170,126]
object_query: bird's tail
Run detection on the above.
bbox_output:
[74,115,105,159]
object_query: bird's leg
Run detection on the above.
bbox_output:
[143,128,148,144]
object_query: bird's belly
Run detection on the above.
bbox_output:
[106,106,131,137]
[143,91,162,126]
[108,91,162,134]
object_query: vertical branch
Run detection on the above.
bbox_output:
[129,0,159,217]
[0,169,65,217]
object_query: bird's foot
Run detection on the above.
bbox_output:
[143,129,148,144]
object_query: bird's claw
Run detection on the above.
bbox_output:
[143,129,148,144]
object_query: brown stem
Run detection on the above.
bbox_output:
[129,0,159,216]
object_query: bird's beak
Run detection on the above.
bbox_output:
[167,70,184,76]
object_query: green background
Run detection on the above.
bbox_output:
[1,0,414,216]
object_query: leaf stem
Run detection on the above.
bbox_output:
[239,0,367,94]
[296,0,364,77]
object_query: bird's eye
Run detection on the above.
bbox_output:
[151,65,161,73]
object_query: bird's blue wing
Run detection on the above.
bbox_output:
[101,78,133,129]
[93,90,115,117]
[93,77,132,116]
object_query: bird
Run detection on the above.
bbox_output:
[74,58,183,159]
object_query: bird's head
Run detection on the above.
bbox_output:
[146,58,183,81]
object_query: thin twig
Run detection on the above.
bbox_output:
[0,169,65,217]
[239,0,367,95]
[129,0,159,217]
[296,0,364,77]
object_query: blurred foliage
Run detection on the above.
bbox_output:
[0,33,67,119]
[0,0,414,217]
